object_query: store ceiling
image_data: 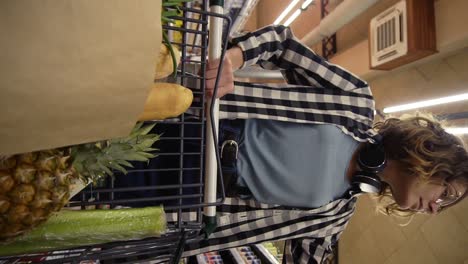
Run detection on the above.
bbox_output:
[241,0,468,143]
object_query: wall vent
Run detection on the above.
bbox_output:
[369,0,437,70]
[371,1,407,67]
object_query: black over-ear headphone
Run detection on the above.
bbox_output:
[350,141,387,194]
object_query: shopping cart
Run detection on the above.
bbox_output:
[0,1,230,263]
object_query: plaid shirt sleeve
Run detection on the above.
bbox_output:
[227,25,360,263]
[230,25,370,93]
[180,197,356,264]
[221,25,376,142]
[283,237,338,264]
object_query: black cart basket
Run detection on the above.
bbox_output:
[0,1,231,263]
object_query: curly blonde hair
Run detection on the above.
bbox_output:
[372,113,468,216]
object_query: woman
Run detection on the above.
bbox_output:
[180,25,468,263]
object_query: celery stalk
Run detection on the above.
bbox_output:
[0,206,166,256]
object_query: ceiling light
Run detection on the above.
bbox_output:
[274,0,301,25]
[302,0,315,9]
[383,93,468,113]
[284,9,302,26]
[445,127,468,135]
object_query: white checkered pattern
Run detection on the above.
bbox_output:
[182,25,377,263]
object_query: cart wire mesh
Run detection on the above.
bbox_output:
[0,2,231,263]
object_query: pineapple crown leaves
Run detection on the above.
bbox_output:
[71,122,160,183]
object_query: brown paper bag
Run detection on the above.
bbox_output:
[0,0,162,155]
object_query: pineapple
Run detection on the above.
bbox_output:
[0,122,159,241]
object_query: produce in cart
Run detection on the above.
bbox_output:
[1,0,195,251]
[158,0,192,79]
[0,206,166,256]
[138,82,194,121]
[155,44,181,79]
[145,0,194,120]
[0,123,160,241]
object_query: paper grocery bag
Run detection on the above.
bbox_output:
[0,0,162,155]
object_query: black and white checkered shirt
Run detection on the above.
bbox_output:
[183,25,376,263]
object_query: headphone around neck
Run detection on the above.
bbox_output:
[350,142,387,194]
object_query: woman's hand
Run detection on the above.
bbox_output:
[205,46,243,99]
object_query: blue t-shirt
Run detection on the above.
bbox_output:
[236,119,359,208]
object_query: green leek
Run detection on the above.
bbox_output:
[0,206,166,256]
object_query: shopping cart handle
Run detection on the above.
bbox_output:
[202,215,218,238]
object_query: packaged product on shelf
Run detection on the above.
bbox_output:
[261,242,283,262]
[236,247,261,263]
[196,251,224,264]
